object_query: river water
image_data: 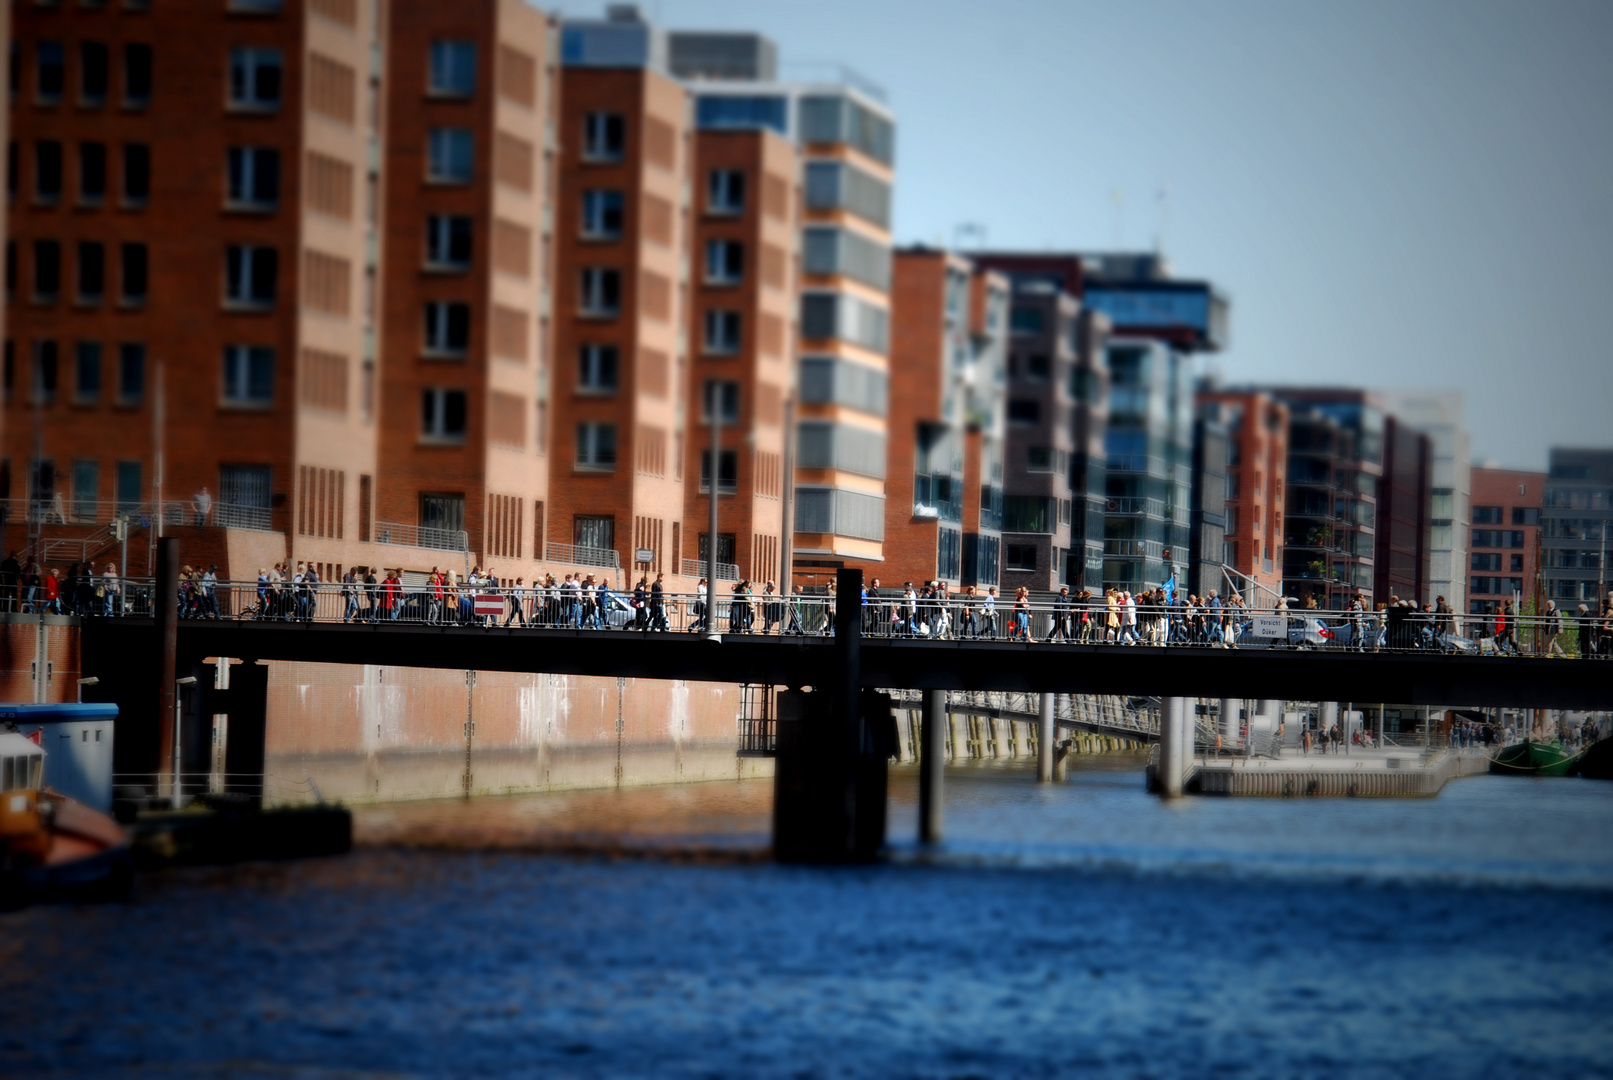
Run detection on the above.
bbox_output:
[5,757,1613,1078]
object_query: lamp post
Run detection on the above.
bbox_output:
[706,403,722,643]
[173,675,197,808]
[76,676,98,703]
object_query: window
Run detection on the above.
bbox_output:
[799,292,889,353]
[1027,448,1067,474]
[423,302,470,356]
[427,128,473,183]
[575,422,617,470]
[33,341,59,404]
[229,49,282,110]
[708,169,745,213]
[1510,553,1524,573]
[704,310,741,355]
[425,215,471,269]
[221,345,274,405]
[1005,544,1038,571]
[582,113,624,161]
[700,449,738,493]
[701,379,740,424]
[1010,306,1044,336]
[1007,399,1040,425]
[36,141,62,202]
[1471,552,1500,572]
[72,460,98,520]
[798,356,889,416]
[428,40,476,97]
[581,190,623,239]
[79,143,107,203]
[579,268,620,316]
[115,461,142,512]
[801,226,891,290]
[1472,505,1502,525]
[1003,497,1055,533]
[226,147,279,208]
[74,342,101,403]
[120,243,147,304]
[124,44,152,106]
[118,343,144,403]
[76,242,104,303]
[81,42,109,104]
[695,95,787,132]
[37,43,65,102]
[705,240,743,284]
[1512,507,1540,526]
[574,515,615,551]
[34,240,61,301]
[802,160,892,228]
[577,345,618,393]
[225,246,277,307]
[420,389,467,442]
[122,144,149,205]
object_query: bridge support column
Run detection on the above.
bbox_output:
[1158,696,1189,798]
[1037,693,1056,782]
[154,537,179,803]
[773,569,890,863]
[919,689,945,844]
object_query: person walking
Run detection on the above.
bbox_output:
[1048,585,1072,642]
[1542,600,1567,658]
[1012,587,1031,638]
[786,584,805,635]
[342,567,359,623]
[381,569,401,621]
[650,572,669,632]
[689,578,708,634]
[505,577,529,627]
[981,586,999,639]
[192,486,213,526]
[632,576,649,632]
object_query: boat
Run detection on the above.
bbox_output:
[1488,739,1585,777]
[0,726,133,908]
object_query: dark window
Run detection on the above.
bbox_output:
[81,42,109,103]
[37,43,65,101]
[420,389,467,440]
[1472,505,1502,525]
[1510,553,1523,573]
[74,342,101,403]
[582,113,625,160]
[118,343,144,403]
[1010,306,1043,336]
[77,242,104,302]
[123,144,149,204]
[224,245,277,306]
[425,215,472,268]
[36,140,62,201]
[423,302,471,355]
[34,341,58,403]
[124,44,152,105]
[80,143,107,202]
[34,240,61,300]
[1007,399,1040,424]
[229,49,282,109]
[1025,354,1051,382]
[421,493,467,534]
[1005,544,1038,571]
[221,346,275,404]
[699,450,738,493]
[226,147,279,208]
[120,243,147,303]
[1511,507,1539,526]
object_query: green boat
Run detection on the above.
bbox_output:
[1490,740,1584,777]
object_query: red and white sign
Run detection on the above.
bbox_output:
[473,595,504,617]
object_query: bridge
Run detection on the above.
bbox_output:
[75,545,1613,864]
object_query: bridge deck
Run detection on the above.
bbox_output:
[76,618,1613,710]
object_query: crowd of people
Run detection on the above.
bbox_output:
[0,552,125,616]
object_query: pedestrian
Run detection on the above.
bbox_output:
[690,578,708,633]
[633,576,649,631]
[505,577,528,627]
[982,586,999,639]
[762,581,782,635]
[1495,599,1518,655]
[786,584,805,635]
[1543,600,1567,658]
[1048,585,1072,642]
[650,572,669,631]
[192,485,213,526]
[342,567,359,623]
[1012,586,1030,638]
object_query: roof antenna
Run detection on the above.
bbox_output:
[954,222,986,251]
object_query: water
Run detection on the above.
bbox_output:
[5,758,1613,1078]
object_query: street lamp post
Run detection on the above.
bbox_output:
[706,405,721,643]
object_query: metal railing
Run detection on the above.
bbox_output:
[373,521,470,552]
[1104,496,1165,517]
[680,558,740,581]
[161,501,275,532]
[22,578,1613,661]
[544,542,620,570]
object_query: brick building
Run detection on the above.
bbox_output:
[380,0,557,578]
[1469,465,1544,616]
[1197,390,1288,602]
[4,0,391,582]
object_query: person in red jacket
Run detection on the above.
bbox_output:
[43,567,61,614]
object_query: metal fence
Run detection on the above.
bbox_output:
[373,521,470,552]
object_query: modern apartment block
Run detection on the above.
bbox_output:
[1377,413,1432,603]
[1540,448,1613,608]
[1379,389,1469,615]
[961,267,1009,589]
[1196,390,1288,602]
[1469,465,1543,614]
[1187,413,1227,600]
[881,248,967,586]
[5,0,388,578]
[680,125,797,584]
[668,35,896,585]
[380,0,558,574]
[548,9,690,576]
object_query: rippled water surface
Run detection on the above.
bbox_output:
[5,758,1613,1078]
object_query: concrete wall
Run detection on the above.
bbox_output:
[261,662,772,805]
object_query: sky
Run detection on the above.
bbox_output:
[636,0,1613,471]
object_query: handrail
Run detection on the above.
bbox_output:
[680,558,740,581]
[544,542,620,569]
[373,521,470,553]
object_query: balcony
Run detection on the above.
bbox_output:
[546,542,620,570]
[1104,496,1165,517]
[680,558,739,581]
[375,521,469,552]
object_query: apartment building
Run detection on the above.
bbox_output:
[1469,465,1543,615]
[1378,389,1470,616]
[1540,448,1612,608]
[4,0,387,578]
[547,10,690,577]
[681,125,797,584]
[961,267,1009,589]
[1196,390,1288,602]
[379,0,557,575]
[883,248,964,587]
[1187,413,1227,600]
[668,35,896,585]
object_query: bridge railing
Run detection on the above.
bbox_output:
[33,580,1609,660]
